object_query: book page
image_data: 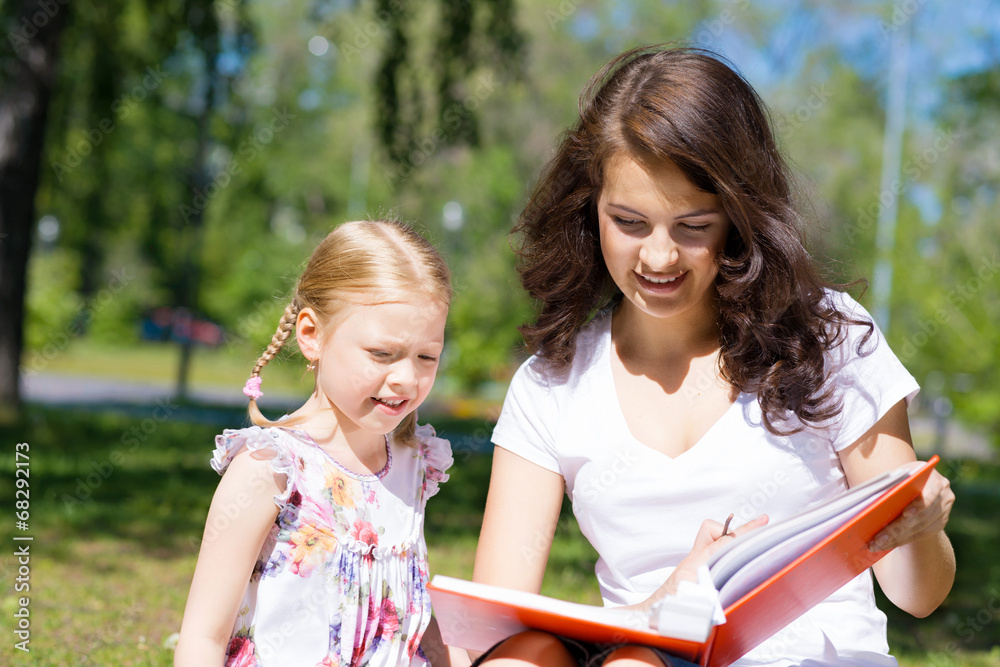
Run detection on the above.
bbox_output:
[715,492,883,607]
[707,465,910,589]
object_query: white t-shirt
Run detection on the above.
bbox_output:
[492,291,919,667]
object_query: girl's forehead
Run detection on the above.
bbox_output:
[339,298,447,328]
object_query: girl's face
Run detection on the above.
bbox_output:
[307,297,447,436]
[597,155,731,322]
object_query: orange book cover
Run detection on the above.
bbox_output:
[702,456,938,667]
[428,457,938,666]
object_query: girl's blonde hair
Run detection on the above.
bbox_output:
[247,219,452,446]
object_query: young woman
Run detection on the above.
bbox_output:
[471,46,955,667]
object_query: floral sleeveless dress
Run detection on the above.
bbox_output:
[210,423,452,666]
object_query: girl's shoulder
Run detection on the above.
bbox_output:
[211,425,307,471]
[210,425,309,504]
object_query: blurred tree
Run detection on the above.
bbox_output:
[22,0,256,401]
[0,0,69,421]
[370,0,524,170]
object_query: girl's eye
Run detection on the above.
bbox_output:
[369,350,392,360]
[418,355,439,362]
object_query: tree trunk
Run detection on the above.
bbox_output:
[0,1,68,421]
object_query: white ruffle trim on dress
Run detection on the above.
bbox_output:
[415,423,453,500]
[210,426,297,506]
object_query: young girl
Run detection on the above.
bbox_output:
[175,220,456,666]
[471,46,955,666]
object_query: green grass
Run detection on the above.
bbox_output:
[1,408,998,665]
[29,338,315,396]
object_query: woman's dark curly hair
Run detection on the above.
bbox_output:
[512,45,873,435]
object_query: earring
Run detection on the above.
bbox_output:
[306,360,316,372]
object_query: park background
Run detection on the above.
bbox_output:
[1,0,999,664]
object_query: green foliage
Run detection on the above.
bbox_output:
[23,249,83,352]
[371,0,525,166]
[18,1,1000,442]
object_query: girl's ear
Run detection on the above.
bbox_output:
[296,307,322,362]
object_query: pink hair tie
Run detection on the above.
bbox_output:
[242,376,263,400]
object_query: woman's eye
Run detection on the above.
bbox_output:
[612,215,642,227]
[680,223,710,232]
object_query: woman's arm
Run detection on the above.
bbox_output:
[838,399,956,618]
[174,451,283,665]
[469,446,566,659]
[473,446,567,592]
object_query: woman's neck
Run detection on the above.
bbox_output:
[612,294,722,365]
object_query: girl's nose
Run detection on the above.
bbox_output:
[639,226,678,271]
[387,360,417,390]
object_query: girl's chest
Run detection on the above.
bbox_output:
[284,451,424,544]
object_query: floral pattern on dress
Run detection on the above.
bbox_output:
[211,424,452,667]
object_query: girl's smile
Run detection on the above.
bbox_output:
[297,298,448,443]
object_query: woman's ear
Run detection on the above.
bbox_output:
[295,308,322,362]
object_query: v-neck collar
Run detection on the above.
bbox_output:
[600,316,745,462]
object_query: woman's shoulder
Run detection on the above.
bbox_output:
[821,288,869,319]
[515,311,611,390]
[819,288,881,354]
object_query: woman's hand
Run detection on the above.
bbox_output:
[869,466,954,552]
[638,514,769,611]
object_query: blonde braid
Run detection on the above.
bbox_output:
[247,301,300,426]
[251,301,301,378]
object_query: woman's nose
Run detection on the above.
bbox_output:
[639,226,678,270]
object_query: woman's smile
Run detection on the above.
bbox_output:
[598,155,730,322]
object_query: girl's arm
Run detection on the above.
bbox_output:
[420,616,472,667]
[174,450,283,665]
[838,399,956,618]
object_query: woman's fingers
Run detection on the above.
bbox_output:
[730,514,770,539]
[869,470,954,551]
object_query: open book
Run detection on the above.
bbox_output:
[428,457,938,667]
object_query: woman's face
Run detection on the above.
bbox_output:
[597,155,731,322]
